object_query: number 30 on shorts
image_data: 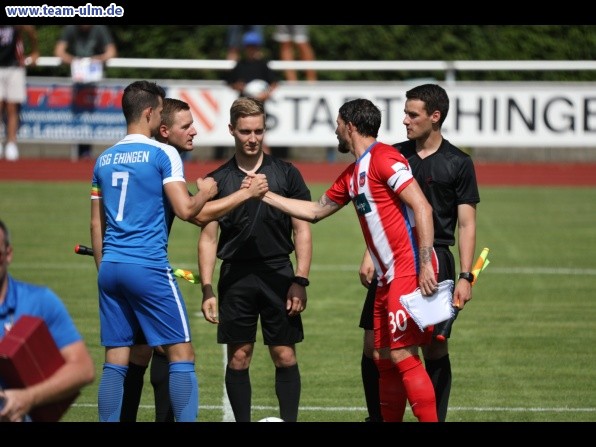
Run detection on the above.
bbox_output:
[389,309,408,336]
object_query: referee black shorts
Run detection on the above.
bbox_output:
[432,246,456,338]
[358,277,377,331]
[217,258,304,346]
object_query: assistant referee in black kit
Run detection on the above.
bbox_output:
[199,97,312,422]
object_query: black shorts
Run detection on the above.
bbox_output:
[134,330,147,345]
[358,246,457,337]
[358,278,377,331]
[217,257,304,346]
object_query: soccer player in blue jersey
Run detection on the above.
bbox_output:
[0,219,95,422]
[90,81,218,422]
[118,97,269,422]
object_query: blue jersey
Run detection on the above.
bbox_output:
[0,275,82,348]
[91,134,185,267]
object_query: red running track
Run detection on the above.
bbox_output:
[1,159,595,186]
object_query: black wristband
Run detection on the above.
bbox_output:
[292,276,310,287]
[458,272,475,283]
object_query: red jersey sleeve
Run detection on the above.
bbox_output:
[325,163,356,206]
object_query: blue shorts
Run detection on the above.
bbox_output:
[98,261,192,347]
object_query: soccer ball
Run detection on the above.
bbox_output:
[257,416,284,422]
[243,79,269,98]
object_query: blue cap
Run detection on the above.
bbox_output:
[242,31,263,46]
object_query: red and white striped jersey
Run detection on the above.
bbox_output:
[326,141,421,286]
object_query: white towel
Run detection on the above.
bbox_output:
[399,280,455,331]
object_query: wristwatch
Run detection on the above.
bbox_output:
[458,272,475,283]
[291,276,310,287]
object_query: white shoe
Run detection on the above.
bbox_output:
[5,142,19,161]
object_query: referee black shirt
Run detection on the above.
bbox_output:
[206,154,311,262]
[394,139,480,247]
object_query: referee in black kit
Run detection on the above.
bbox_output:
[199,97,312,422]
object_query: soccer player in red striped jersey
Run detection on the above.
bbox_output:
[263,98,439,422]
[359,84,480,422]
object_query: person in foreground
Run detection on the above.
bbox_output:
[90,81,218,422]
[0,218,95,422]
[199,97,312,422]
[118,97,269,422]
[262,98,439,422]
[358,84,480,422]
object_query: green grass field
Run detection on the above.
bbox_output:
[1,181,595,422]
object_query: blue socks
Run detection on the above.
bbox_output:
[169,361,199,422]
[98,363,128,422]
[99,360,198,422]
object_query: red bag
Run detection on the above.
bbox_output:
[0,315,79,422]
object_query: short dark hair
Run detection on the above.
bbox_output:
[161,98,190,128]
[229,96,265,128]
[338,98,381,138]
[0,219,10,248]
[121,80,165,124]
[405,84,449,126]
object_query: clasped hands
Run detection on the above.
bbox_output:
[240,173,269,198]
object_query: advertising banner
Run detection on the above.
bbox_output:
[14,78,596,148]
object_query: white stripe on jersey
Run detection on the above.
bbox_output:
[349,143,419,286]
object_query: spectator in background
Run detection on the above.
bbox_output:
[0,218,95,422]
[0,25,39,161]
[226,32,278,115]
[54,25,117,160]
[226,25,263,61]
[273,26,317,82]
[216,31,282,159]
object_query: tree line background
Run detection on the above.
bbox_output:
[29,25,596,82]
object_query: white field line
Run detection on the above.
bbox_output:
[15,263,596,276]
[71,402,596,413]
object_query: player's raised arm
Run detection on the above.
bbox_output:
[165,176,217,222]
[262,192,342,224]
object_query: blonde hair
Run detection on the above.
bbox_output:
[229,96,265,128]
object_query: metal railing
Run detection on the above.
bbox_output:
[35,57,596,83]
